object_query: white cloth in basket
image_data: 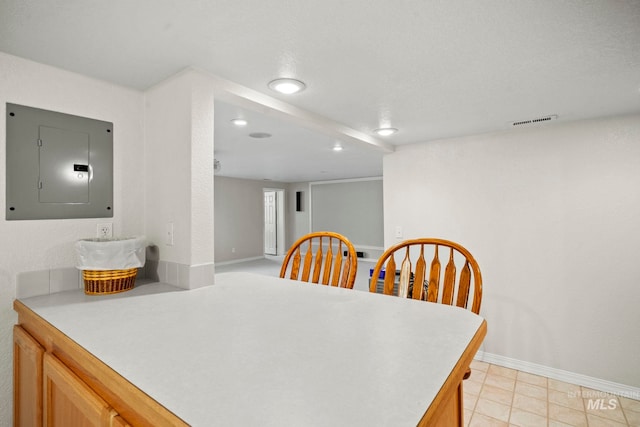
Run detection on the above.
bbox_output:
[75,236,146,270]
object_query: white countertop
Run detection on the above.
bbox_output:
[19,272,484,427]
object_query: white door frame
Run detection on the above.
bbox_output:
[263,188,285,256]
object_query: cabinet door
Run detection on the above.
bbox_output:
[14,325,44,427]
[42,352,115,427]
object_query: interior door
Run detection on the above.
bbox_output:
[264,191,277,255]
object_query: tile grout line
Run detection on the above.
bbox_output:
[540,376,551,423]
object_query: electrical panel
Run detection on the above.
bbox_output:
[6,103,113,220]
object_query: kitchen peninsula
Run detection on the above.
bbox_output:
[14,272,486,426]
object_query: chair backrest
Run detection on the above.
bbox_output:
[369,238,482,314]
[279,231,358,289]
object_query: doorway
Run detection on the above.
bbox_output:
[264,189,285,256]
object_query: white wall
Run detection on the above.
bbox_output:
[0,52,145,426]
[384,114,640,389]
[144,69,215,287]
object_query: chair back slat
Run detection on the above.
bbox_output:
[312,237,324,283]
[322,237,334,285]
[280,231,358,289]
[427,246,441,303]
[331,241,343,287]
[383,256,396,295]
[339,256,350,288]
[290,247,302,280]
[412,245,426,300]
[397,248,412,298]
[456,260,471,308]
[441,248,457,305]
[301,240,314,281]
[369,238,482,315]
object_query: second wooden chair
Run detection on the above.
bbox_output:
[369,238,483,379]
[369,237,482,313]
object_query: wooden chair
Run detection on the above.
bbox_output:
[280,231,358,289]
[369,238,483,378]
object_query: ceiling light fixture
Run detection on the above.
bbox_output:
[333,143,343,152]
[231,118,248,126]
[268,78,306,95]
[374,127,398,136]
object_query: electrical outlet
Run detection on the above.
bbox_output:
[97,223,113,239]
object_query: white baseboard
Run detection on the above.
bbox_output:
[476,351,640,400]
[214,256,266,267]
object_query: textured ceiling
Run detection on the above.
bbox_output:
[1,0,639,182]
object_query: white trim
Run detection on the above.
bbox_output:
[476,351,640,400]
[215,256,265,267]
[189,261,216,267]
[309,176,383,186]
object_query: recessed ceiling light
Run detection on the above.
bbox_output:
[249,132,272,139]
[231,118,247,126]
[333,143,343,151]
[268,78,306,95]
[374,127,398,136]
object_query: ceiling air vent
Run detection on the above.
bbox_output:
[511,114,558,127]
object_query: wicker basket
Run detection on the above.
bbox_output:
[83,268,138,295]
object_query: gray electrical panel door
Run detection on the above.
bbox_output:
[6,103,113,220]
[38,126,90,203]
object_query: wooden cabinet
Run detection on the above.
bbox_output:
[43,352,115,426]
[13,301,186,427]
[13,325,43,427]
[13,326,120,427]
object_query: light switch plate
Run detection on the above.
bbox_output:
[166,222,174,246]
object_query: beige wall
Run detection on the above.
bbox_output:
[288,182,311,242]
[214,178,386,263]
[214,176,289,263]
[384,114,640,390]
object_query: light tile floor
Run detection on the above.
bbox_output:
[464,360,640,427]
